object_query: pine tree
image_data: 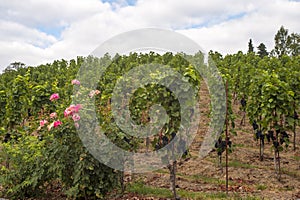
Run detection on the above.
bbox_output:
[257,43,268,58]
[248,39,254,53]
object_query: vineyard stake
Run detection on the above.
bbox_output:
[294,105,296,151]
[225,80,229,195]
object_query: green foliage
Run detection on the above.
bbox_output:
[287,33,300,56]
[92,52,201,165]
[274,26,289,57]
[0,58,118,199]
[257,43,268,58]
[42,121,118,199]
[0,32,299,198]
[256,184,268,191]
[248,39,254,53]
[0,52,203,199]
[0,129,48,199]
[274,26,300,57]
[212,46,300,178]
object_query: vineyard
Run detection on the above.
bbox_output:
[0,29,300,199]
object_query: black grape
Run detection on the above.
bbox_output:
[280,131,289,145]
[162,135,169,146]
[294,111,298,120]
[4,132,11,143]
[240,97,246,107]
[155,143,161,151]
[215,137,231,156]
[252,121,258,130]
[171,132,176,140]
[267,130,275,143]
[124,136,131,144]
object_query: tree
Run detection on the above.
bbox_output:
[3,62,26,73]
[257,43,268,58]
[208,50,223,61]
[248,39,254,53]
[287,33,300,56]
[274,26,289,57]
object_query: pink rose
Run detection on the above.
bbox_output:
[64,104,82,117]
[53,120,62,128]
[89,90,100,98]
[50,93,59,101]
[64,109,70,117]
[72,114,80,122]
[40,119,48,127]
[65,107,73,117]
[74,123,79,128]
[69,104,76,112]
[71,79,80,85]
[94,90,100,95]
[88,90,95,98]
[64,109,72,117]
[50,112,57,119]
[73,104,82,113]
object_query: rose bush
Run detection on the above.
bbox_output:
[0,59,119,199]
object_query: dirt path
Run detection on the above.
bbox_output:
[137,81,300,200]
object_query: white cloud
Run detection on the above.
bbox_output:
[179,0,300,54]
[0,0,299,71]
[0,41,51,67]
[118,0,256,29]
[0,0,111,27]
[0,20,57,47]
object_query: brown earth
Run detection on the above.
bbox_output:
[131,81,300,200]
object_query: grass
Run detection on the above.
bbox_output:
[235,197,262,200]
[153,168,168,174]
[153,169,230,186]
[126,182,262,200]
[181,173,228,185]
[256,184,267,191]
[281,167,300,180]
[292,155,300,161]
[278,185,295,191]
[221,160,256,169]
[179,190,228,199]
[127,182,173,198]
[218,158,299,180]
[206,156,258,170]
[233,143,245,148]
[127,182,225,199]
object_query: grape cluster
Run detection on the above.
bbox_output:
[214,137,232,156]
[266,129,289,148]
[255,130,264,145]
[3,132,11,143]
[240,97,246,108]
[252,120,259,131]
[294,111,299,120]
[154,132,188,157]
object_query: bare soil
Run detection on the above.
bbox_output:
[134,82,300,200]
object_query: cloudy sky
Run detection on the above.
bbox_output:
[0,0,299,71]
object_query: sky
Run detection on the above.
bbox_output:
[0,0,300,71]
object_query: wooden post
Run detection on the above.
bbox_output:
[294,119,296,151]
[294,107,296,151]
[225,81,229,195]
